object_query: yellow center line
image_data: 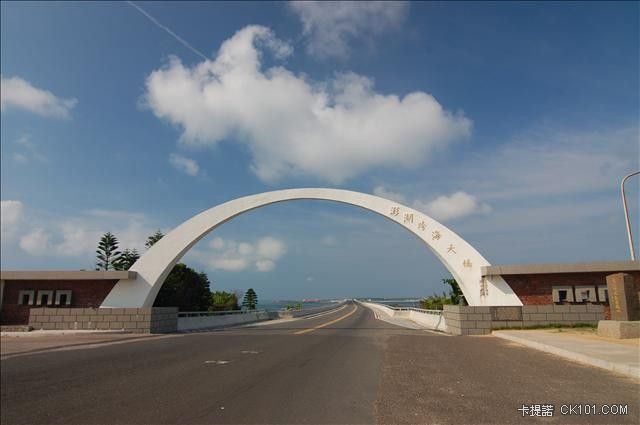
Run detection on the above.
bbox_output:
[293,305,359,335]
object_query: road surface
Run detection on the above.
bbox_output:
[2,302,638,424]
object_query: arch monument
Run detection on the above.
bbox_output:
[100,188,522,308]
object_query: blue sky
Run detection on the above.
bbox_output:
[1,1,638,300]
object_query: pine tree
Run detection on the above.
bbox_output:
[145,230,165,249]
[242,288,258,310]
[115,248,140,270]
[95,232,121,270]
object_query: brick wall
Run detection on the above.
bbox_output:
[1,279,117,325]
[502,271,640,305]
[27,307,178,333]
[443,305,605,335]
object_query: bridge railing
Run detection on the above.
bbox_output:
[387,307,443,315]
[178,310,266,318]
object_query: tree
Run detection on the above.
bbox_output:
[242,288,258,310]
[115,248,140,271]
[95,232,121,271]
[419,278,465,310]
[442,278,465,305]
[209,291,239,311]
[145,230,165,249]
[153,263,211,311]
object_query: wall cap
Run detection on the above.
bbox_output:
[482,261,639,277]
[0,270,137,281]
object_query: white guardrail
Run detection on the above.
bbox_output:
[178,309,267,317]
[388,306,444,315]
[358,301,447,332]
[177,301,348,331]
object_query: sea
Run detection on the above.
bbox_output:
[258,298,421,311]
[257,299,342,311]
[365,298,422,308]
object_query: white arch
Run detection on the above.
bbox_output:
[101,188,522,308]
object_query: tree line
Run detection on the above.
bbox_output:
[95,231,258,311]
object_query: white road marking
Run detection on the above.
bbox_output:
[204,360,231,364]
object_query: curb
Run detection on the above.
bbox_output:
[493,331,640,380]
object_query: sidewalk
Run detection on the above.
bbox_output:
[493,329,640,379]
[1,330,165,358]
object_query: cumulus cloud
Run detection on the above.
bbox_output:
[0,75,77,119]
[198,236,287,272]
[255,259,275,272]
[19,228,51,256]
[373,186,407,204]
[288,1,409,59]
[1,202,159,263]
[1,200,24,233]
[415,191,492,221]
[370,187,492,222]
[144,25,471,183]
[169,153,199,176]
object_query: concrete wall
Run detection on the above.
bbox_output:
[406,310,447,331]
[27,307,178,333]
[178,311,271,331]
[443,304,605,335]
[359,302,395,317]
[360,302,447,332]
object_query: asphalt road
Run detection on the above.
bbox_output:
[2,302,638,425]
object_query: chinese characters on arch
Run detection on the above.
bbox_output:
[388,205,486,297]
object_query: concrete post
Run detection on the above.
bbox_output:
[0,280,4,314]
[606,273,639,321]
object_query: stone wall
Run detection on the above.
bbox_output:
[1,279,118,325]
[443,304,604,335]
[27,307,178,333]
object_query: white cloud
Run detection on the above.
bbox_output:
[19,228,51,256]
[288,1,409,59]
[54,221,99,257]
[371,186,492,222]
[414,191,491,222]
[212,257,248,272]
[144,25,471,183]
[12,135,48,164]
[255,259,275,272]
[0,75,77,119]
[321,235,337,246]
[211,237,225,250]
[2,202,158,264]
[1,200,24,233]
[169,153,199,176]
[373,186,407,204]
[13,153,28,164]
[256,236,286,259]
[192,236,287,272]
[468,126,638,201]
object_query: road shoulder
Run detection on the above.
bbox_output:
[493,329,640,379]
